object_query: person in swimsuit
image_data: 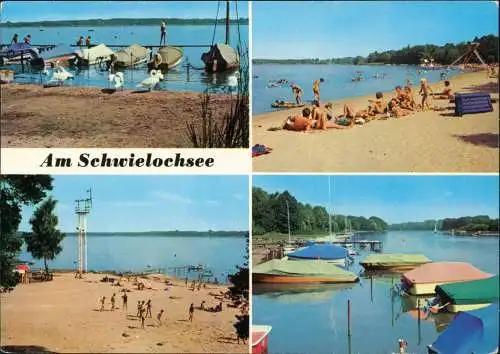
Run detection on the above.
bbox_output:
[77,36,84,46]
[23,34,31,45]
[157,309,164,326]
[283,107,313,131]
[85,36,91,47]
[367,91,388,117]
[110,293,116,310]
[160,22,167,46]
[419,78,433,110]
[291,84,303,104]
[122,291,128,309]
[146,299,152,318]
[312,78,324,102]
[431,80,453,99]
[11,34,18,44]
[100,296,106,311]
[388,98,410,118]
[189,303,194,322]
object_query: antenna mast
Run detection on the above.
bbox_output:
[75,188,92,278]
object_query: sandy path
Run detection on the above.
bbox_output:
[252,71,499,172]
[1,273,248,353]
[1,85,238,148]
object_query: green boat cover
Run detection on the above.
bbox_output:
[435,275,499,305]
[360,253,431,267]
[253,259,358,282]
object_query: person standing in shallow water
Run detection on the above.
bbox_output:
[160,21,167,46]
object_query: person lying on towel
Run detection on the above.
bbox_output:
[283,108,313,131]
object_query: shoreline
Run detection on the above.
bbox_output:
[1,83,238,148]
[253,70,499,172]
[1,271,248,353]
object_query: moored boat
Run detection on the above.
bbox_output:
[40,44,77,68]
[71,43,114,66]
[201,1,240,72]
[401,262,493,295]
[111,44,150,68]
[253,259,359,284]
[0,43,43,66]
[434,275,499,312]
[287,243,348,266]
[252,325,272,354]
[360,253,431,271]
[147,46,183,71]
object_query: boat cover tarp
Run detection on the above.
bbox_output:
[156,46,183,66]
[287,243,347,260]
[360,254,431,267]
[402,262,492,285]
[114,44,150,65]
[79,44,114,62]
[253,259,358,282]
[215,43,239,66]
[435,275,499,305]
[2,43,39,57]
[428,304,499,354]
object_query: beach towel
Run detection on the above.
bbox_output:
[337,118,350,126]
[252,144,272,157]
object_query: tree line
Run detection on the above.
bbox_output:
[0,18,249,28]
[390,215,499,232]
[252,187,388,235]
[253,34,499,65]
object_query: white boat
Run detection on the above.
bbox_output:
[112,44,150,68]
[433,220,438,234]
[71,43,114,66]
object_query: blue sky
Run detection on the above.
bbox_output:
[1,1,248,22]
[253,175,499,224]
[19,176,249,232]
[253,1,499,59]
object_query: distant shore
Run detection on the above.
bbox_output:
[253,70,499,172]
[1,84,236,148]
[1,272,248,353]
[0,18,249,28]
[17,231,249,238]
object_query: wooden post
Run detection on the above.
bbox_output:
[225,0,230,45]
[347,299,352,337]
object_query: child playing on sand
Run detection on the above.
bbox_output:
[388,98,410,118]
[100,296,106,311]
[419,78,433,111]
[291,84,303,104]
[110,293,116,311]
[157,309,164,326]
[146,299,152,318]
[140,310,146,329]
[189,303,194,322]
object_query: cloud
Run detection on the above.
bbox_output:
[152,191,192,204]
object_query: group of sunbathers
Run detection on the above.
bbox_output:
[283,78,455,132]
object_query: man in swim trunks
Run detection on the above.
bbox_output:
[367,91,388,117]
[291,84,303,104]
[23,34,31,45]
[283,107,313,131]
[312,78,324,102]
[431,80,453,99]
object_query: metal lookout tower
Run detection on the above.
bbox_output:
[75,189,92,278]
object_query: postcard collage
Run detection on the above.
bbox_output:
[0,1,499,354]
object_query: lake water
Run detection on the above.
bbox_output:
[1,25,248,93]
[20,233,247,283]
[252,231,499,354]
[252,64,461,115]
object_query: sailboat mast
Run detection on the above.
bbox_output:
[225,0,230,45]
[328,176,332,236]
[286,199,291,243]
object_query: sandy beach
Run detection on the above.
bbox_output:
[1,84,236,148]
[1,272,248,353]
[252,71,499,172]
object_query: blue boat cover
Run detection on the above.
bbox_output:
[288,243,347,260]
[429,304,499,354]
